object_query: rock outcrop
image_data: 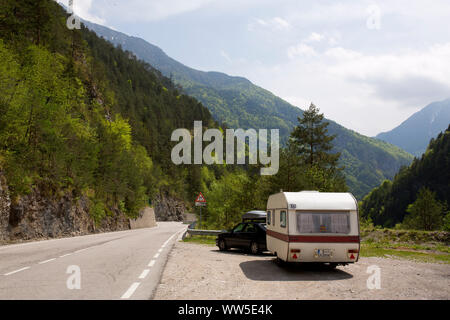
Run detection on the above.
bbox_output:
[0,171,131,242]
[153,192,186,221]
[0,172,10,241]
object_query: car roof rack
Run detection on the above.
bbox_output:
[242,210,267,222]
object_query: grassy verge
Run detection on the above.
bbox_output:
[360,228,449,264]
[360,241,450,264]
[182,235,217,246]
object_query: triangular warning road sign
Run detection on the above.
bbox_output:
[195,192,207,203]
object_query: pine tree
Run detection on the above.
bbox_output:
[290,103,340,168]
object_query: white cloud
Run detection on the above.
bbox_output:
[57,0,105,24]
[249,16,291,32]
[287,43,317,59]
[272,17,291,30]
[59,0,216,23]
[243,42,450,136]
[305,32,324,42]
[220,50,232,63]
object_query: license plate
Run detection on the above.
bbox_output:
[316,249,332,257]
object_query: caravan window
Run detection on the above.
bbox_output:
[296,212,350,234]
[280,211,287,228]
[267,211,271,225]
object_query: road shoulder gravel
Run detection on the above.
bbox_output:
[154,241,450,300]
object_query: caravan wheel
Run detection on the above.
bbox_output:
[274,254,285,266]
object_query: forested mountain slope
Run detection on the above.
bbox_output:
[85,20,413,198]
[376,99,450,156]
[361,125,450,227]
[0,0,219,230]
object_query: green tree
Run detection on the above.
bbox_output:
[291,103,340,168]
[205,170,263,230]
[282,103,346,193]
[403,188,443,231]
[443,211,450,232]
[269,139,303,192]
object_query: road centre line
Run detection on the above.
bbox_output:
[38,258,56,264]
[148,260,156,267]
[153,253,160,259]
[59,253,72,258]
[4,266,30,276]
[162,233,177,247]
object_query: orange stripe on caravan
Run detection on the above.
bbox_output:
[266,229,360,243]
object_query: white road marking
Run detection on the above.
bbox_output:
[138,269,150,279]
[176,228,187,241]
[59,253,72,258]
[75,248,89,253]
[4,266,30,276]
[162,233,177,247]
[121,282,141,299]
[120,228,183,299]
[38,258,56,264]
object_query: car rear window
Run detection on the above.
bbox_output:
[296,212,350,234]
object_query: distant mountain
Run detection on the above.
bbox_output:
[361,125,450,227]
[84,20,414,199]
[376,99,450,156]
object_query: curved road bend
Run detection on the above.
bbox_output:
[0,222,187,299]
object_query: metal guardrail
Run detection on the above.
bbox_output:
[186,229,225,236]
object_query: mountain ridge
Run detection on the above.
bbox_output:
[83,20,414,199]
[376,99,450,156]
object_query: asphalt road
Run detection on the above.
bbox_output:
[0,222,187,300]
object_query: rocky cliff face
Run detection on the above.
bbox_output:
[0,172,10,241]
[153,192,186,221]
[0,172,130,243]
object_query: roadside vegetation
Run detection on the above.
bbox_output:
[360,126,449,230]
[360,223,449,263]
[182,235,216,246]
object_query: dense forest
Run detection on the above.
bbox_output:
[360,125,450,230]
[0,0,348,232]
[0,0,222,223]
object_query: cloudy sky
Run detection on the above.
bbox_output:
[58,0,450,136]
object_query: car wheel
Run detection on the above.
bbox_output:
[218,239,228,251]
[250,241,259,255]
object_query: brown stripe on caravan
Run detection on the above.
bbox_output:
[266,229,360,243]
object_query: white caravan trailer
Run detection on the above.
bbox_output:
[266,191,360,266]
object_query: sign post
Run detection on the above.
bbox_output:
[195,192,207,229]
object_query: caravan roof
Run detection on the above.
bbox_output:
[268,191,357,211]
